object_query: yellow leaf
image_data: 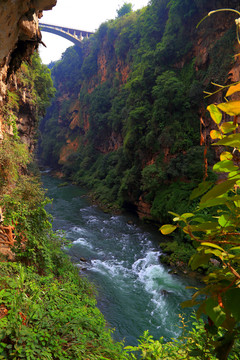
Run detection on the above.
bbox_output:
[226,82,240,97]
[217,101,240,116]
[160,224,177,235]
[220,151,233,161]
[210,130,222,139]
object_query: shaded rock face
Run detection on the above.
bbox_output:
[0,0,56,67]
[0,0,56,146]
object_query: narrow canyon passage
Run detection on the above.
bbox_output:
[42,173,194,346]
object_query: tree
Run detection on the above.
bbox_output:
[117,2,133,17]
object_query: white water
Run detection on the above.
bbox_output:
[43,175,194,346]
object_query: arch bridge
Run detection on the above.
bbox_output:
[39,23,94,46]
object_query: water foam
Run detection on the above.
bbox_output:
[91,259,129,277]
[131,250,186,330]
[72,237,93,249]
[71,226,87,235]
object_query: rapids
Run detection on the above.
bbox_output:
[42,174,194,346]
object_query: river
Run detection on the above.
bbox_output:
[42,174,194,346]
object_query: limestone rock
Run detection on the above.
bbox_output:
[0,0,57,143]
[0,0,57,71]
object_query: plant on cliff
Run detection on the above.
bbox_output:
[31,53,56,118]
[117,3,133,18]
[0,262,127,360]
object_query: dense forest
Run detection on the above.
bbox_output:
[1,0,240,358]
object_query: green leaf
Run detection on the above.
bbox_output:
[234,199,240,207]
[213,133,240,148]
[187,221,219,232]
[213,160,238,173]
[160,224,177,235]
[189,252,211,270]
[192,217,206,223]
[207,104,222,124]
[181,213,195,219]
[190,181,213,200]
[217,101,240,116]
[229,246,240,251]
[199,196,228,209]
[201,242,225,251]
[220,121,238,134]
[204,249,223,258]
[218,214,233,227]
[223,289,240,321]
[200,179,236,205]
[168,211,180,217]
[205,298,226,327]
[228,171,240,180]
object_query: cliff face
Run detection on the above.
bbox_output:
[0,0,56,147]
[0,1,56,260]
[40,0,240,221]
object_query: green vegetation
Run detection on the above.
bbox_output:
[161,65,240,360]
[0,174,127,359]
[0,263,126,359]
[117,3,133,18]
[39,0,233,271]
[0,54,127,359]
[33,2,240,359]
[125,316,240,359]
[40,0,232,232]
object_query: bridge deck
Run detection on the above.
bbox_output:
[39,23,94,41]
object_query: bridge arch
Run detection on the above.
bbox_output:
[39,23,94,46]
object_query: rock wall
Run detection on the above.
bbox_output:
[0,0,56,259]
[0,0,56,142]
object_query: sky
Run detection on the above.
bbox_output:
[39,0,150,64]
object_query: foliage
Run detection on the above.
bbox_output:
[31,53,56,118]
[39,0,236,222]
[16,53,55,120]
[125,314,240,359]
[1,91,20,140]
[0,136,30,194]
[160,62,240,360]
[0,262,127,359]
[117,3,133,18]
[159,240,196,266]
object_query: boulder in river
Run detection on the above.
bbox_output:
[160,289,171,296]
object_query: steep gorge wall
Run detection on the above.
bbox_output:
[0,0,56,146]
[40,0,240,221]
[0,0,56,259]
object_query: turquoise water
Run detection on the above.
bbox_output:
[42,174,194,346]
